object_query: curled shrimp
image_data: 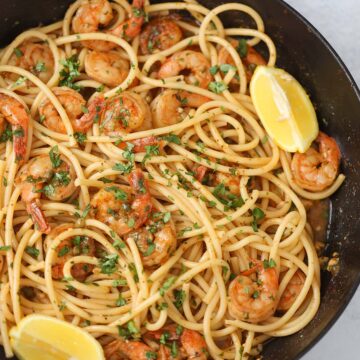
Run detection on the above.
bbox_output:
[90,168,176,267]
[38,87,91,134]
[49,224,96,282]
[0,93,29,165]
[158,50,212,89]
[140,17,183,55]
[291,132,341,191]
[90,168,153,236]
[151,89,209,128]
[218,38,266,82]
[228,260,279,323]
[104,338,153,360]
[7,42,54,84]
[277,270,305,312]
[145,324,208,359]
[96,92,152,135]
[17,153,77,234]
[84,50,129,87]
[72,0,145,51]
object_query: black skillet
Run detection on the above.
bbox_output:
[0,0,359,359]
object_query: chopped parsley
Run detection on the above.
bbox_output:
[14,47,23,58]
[116,293,126,307]
[58,246,70,257]
[34,61,46,73]
[74,132,87,144]
[25,246,39,259]
[59,55,81,91]
[208,81,228,94]
[209,65,219,75]
[236,39,248,58]
[263,258,276,269]
[159,276,176,296]
[112,162,133,175]
[220,63,236,74]
[251,207,265,232]
[49,146,62,168]
[142,145,160,164]
[173,289,185,309]
[99,253,119,274]
[105,186,128,201]
[0,245,11,251]
[161,134,181,145]
[212,183,244,211]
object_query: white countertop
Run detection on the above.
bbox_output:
[284,1,360,359]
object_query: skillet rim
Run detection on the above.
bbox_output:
[260,0,360,358]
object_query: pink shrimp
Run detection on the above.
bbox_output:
[0,93,29,165]
[72,0,145,51]
[291,132,341,191]
[228,260,279,323]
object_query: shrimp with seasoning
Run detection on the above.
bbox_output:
[104,338,154,360]
[48,224,96,282]
[228,260,278,323]
[84,50,130,87]
[218,38,266,82]
[90,168,176,267]
[158,50,212,88]
[277,270,306,312]
[151,89,209,128]
[145,324,208,359]
[140,17,183,55]
[17,152,77,234]
[95,92,152,136]
[72,0,145,51]
[7,42,54,84]
[0,93,29,165]
[291,132,341,191]
[38,87,92,134]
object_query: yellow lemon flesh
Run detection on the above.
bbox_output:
[250,65,318,153]
[10,315,105,360]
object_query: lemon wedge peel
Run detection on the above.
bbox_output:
[9,314,105,360]
[250,65,319,153]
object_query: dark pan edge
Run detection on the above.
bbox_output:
[268,0,360,358]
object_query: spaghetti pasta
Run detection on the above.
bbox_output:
[0,0,344,359]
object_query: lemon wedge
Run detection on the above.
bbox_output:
[250,65,318,153]
[10,315,105,360]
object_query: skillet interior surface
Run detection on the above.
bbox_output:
[0,1,359,359]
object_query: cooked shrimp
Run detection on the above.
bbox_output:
[90,168,153,236]
[72,0,145,51]
[99,92,152,135]
[277,270,305,312]
[228,260,278,323]
[140,17,183,55]
[127,220,176,267]
[193,165,240,196]
[49,224,96,282]
[158,50,212,88]
[104,338,154,360]
[7,42,54,83]
[218,38,266,82]
[17,153,77,233]
[0,93,29,165]
[146,324,208,359]
[151,89,209,128]
[38,87,92,134]
[84,50,129,87]
[291,132,341,191]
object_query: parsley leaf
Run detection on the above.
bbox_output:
[208,81,228,94]
[251,207,265,232]
[74,132,87,144]
[105,186,128,201]
[99,253,119,274]
[49,146,62,168]
[59,55,81,91]
[25,246,39,259]
[159,276,176,296]
[236,39,248,58]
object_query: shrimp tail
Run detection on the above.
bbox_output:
[111,0,145,40]
[128,168,153,228]
[118,136,161,153]
[26,201,51,234]
[12,124,27,165]
[76,96,105,132]
[194,165,208,182]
